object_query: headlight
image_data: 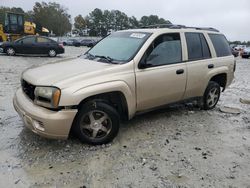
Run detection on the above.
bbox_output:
[34,87,61,109]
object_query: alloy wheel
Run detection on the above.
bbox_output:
[207,87,219,108]
[49,50,56,57]
[7,48,15,56]
[80,110,112,139]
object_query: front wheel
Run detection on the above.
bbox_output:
[203,81,221,110]
[48,49,57,57]
[72,101,120,145]
[6,47,15,56]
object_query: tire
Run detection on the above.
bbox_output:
[72,100,120,145]
[203,81,221,110]
[6,47,15,56]
[74,43,80,47]
[48,49,57,57]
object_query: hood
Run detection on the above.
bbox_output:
[22,58,116,88]
[2,41,12,46]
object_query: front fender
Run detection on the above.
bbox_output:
[59,81,136,119]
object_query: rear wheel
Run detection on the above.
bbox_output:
[203,81,221,110]
[6,47,15,56]
[48,49,57,57]
[72,101,120,145]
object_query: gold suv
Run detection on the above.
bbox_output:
[13,25,235,145]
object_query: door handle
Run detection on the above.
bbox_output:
[208,64,214,69]
[176,69,184,75]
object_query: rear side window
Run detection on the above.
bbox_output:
[37,37,52,43]
[185,33,211,61]
[208,34,231,57]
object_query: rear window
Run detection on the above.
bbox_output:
[208,34,231,57]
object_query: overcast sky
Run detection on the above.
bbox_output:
[1,0,249,41]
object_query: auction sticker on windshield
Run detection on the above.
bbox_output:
[130,33,146,39]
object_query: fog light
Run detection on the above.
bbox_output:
[33,120,45,132]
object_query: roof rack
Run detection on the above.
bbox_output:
[141,24,219,32]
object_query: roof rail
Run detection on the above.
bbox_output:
[184,26,220,32]
[141,24,185,29]
[141,24,219,32]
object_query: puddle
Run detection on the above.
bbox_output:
[240,98,250,105]
[220,106,241,114]
[167,174,189,183]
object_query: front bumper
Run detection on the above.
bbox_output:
[13,88,77,139]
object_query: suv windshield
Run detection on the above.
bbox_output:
[85,31,151,63]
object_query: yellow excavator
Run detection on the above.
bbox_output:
[0,12,49,42]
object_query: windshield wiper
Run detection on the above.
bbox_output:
[85,52,95,59]
[85,52,119,64]
[94,55,114,63]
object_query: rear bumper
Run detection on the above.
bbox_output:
[57,48,65,54]
[13,88,77,139]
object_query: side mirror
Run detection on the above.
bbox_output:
[138,59,152,69]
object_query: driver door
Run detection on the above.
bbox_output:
[18,36,36,54]
[135,33,187,111]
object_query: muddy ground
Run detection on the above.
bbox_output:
[0,47,250,188]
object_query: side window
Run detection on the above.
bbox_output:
[200,34,211,59]
[142,33,182,67]
[37,37,52,43]
[208,34,231,57]
[21,37,36,44]
[185,33,211,61]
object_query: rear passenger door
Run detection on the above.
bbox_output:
[183,32,213,99]
[36,37,54,54]
[136,33,187,111]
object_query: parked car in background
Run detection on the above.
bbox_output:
[80,39,96,47]
[0,42,3,53]
[72,39,81,47]
[242,47,250,58]
[235,45,246,51]
[62,39,79,46]
[0,36,64,57]
[231,47,239,57]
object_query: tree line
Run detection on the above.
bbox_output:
[229,41,250,46]
[0,2,170,36]
[1,2,249,44]
[74,8,171,36]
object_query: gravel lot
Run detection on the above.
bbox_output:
[0,47,250,188]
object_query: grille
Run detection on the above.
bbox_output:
[21,79,36,100]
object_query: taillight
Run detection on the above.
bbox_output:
[59,43,64,48]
